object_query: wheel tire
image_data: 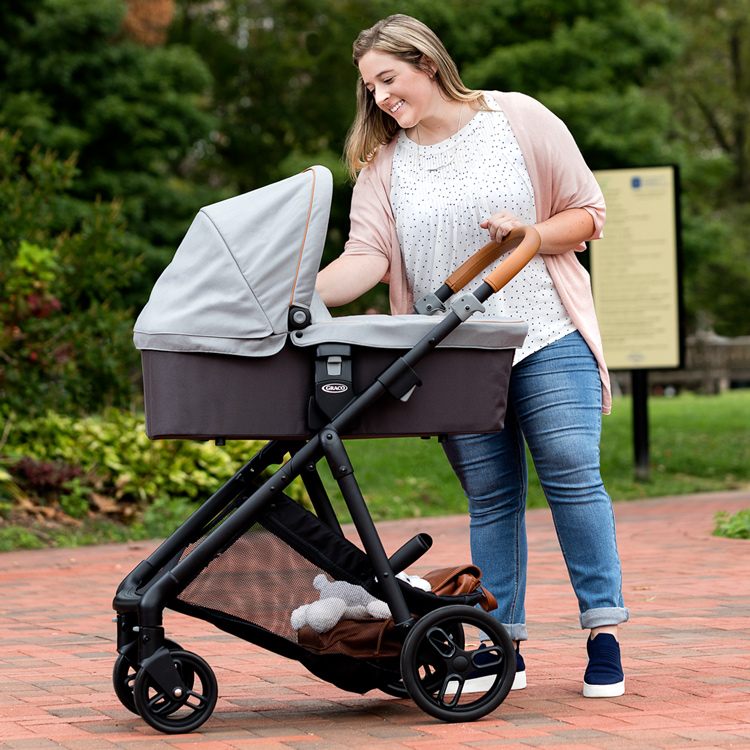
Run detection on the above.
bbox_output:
[132,650,217,734]
[112,653,140,714]
[112,639,185,715]
[400,605,515,722]
[380,622,465,699]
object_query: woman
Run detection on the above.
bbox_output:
[317,14,628,698]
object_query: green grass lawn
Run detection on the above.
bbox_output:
[2,390,747,549]
[318,389,750,522]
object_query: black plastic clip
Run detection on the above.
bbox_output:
[309,344,355,427]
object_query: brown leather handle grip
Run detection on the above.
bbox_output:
[445,225,541,294]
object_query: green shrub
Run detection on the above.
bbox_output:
[1,409,309,536]
[0,131,141,417]
[713,509,750,540]
[0,525,46,552]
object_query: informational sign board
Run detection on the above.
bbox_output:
[590,166,682,370]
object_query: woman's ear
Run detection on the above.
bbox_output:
[420,55,438,78]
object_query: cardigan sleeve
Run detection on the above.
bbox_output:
[341,139,412,314]
[491,91,612,414]
[492,91,605,250]
[343,161,394,278]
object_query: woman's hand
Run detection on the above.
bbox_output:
[316,254,389,307]
[480,211,522,243]
[481,208,596,255]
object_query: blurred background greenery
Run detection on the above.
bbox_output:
[1,0,749,546]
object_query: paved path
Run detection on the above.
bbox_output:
[1,490,749,749]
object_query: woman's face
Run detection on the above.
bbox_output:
[358,49,437,130]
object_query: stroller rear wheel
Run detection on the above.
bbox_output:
[380,621,465,699]
[112,638,186,715]
[132,649,217,734]
[400,605,514,722]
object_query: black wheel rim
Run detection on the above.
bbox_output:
[400,605,515,722]
[133,650,217,734]
[112,639,186,716]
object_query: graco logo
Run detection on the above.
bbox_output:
[322,383,349,394]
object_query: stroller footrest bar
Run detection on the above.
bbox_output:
[389,533,433,574]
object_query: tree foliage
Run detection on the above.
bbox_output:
[0,132,140,416]
[645,0,750,335]
[169,0,682,283]
[1,0,748,422]
[0,0,220,288]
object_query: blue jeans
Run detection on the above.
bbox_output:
[443,331,629,642]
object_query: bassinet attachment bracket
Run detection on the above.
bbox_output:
[309,344,355,427]
[450,293,486,322]
[413,293,446,316]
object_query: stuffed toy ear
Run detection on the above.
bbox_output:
[314,574,376,607]
[313,574,329,593]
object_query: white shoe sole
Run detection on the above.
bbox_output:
[583,679,624,698]
[445,669,526,695]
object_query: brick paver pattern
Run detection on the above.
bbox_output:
[1,490,749,749]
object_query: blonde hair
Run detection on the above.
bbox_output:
[344,14,487,180]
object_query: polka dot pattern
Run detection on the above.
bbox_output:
[391,94,577,363]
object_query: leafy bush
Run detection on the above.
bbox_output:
[1,409,309,539]
[713,509,750,540]
[0,131,141,416]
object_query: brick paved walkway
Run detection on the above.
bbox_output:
[1,490,749,749]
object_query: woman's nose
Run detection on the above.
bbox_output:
[374,86,389,107]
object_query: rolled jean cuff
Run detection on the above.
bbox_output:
[502,623,528,643]
[580,607,630,630]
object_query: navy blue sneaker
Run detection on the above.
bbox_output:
[512,647,526,690]
[583,633,624,697]
[449,643,526,694]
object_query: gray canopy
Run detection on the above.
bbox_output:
[134,165,333,357]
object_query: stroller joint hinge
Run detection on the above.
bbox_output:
[289,305,312,330]
[332,464,352,479]
[319,429,353,479]
[413,293,446,316]
[450,293,485,321]
[395,617,415,634]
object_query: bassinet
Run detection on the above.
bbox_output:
[133,166,527,440]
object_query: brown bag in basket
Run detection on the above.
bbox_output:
[296,564,495,660]
[421,565,497,611]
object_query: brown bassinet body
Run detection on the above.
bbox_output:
[133,166,527,441]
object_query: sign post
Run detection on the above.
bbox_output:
[590,166,682,480]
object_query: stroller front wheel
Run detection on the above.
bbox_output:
[400,605,514,722]
[132,649,217,734]
[112,638,186,715]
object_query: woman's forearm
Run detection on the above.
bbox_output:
[534,208,596,255]
[316,254,389,307]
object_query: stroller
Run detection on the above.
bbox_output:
[112,166,540,733]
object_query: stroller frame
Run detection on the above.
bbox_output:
[113,177,540,732]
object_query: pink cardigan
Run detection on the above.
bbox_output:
[342,91,611,413]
